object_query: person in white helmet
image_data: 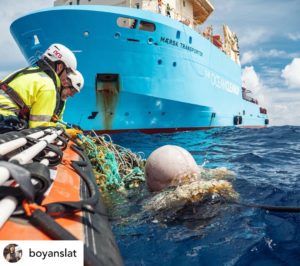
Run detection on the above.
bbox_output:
[55,69,85,137]
[61,69,84,101]
[0,43,83,132]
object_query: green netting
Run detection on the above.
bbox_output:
[78,133,145,191]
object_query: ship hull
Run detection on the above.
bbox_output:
[10,5,268,132]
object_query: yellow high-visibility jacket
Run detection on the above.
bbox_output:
[0,67,61,128]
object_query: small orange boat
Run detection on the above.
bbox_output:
[0,127,123,266]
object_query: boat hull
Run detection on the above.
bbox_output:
[0,139,123,265]
[10,5,268,131]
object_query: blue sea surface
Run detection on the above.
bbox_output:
[110,126,300,266]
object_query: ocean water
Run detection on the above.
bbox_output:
[110,126,300,266]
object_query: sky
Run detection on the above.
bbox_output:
[0,0,299,126]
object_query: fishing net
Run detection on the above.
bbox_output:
[77,132,145,191]
[143,167,238,212]
[110,167,238,226]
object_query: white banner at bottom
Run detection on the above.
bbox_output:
[0,240,83,266]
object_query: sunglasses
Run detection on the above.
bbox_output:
[69,86,77,92]
[62,84,76,92]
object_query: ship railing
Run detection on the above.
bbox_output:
[259,107,267,114]
[202,25,224,50]
[242,87,258,105]
[243,96,259,105]
[155,0,194,26]
[200,24,241,65]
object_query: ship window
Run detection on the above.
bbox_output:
[139,21,156,32]
[176,31,180,39]
[69,2,72,5]
[189,36,192,44]
[33,35,40,45]
[114,32,121,39]
[148,38,154,44]
[117,17,138,29]
[127,38,140,42]
[183,1,186,7]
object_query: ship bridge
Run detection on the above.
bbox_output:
[54,0,214,26]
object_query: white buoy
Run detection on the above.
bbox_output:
[145,145,199,192]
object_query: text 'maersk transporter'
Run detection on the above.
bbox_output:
[10,0,269,133]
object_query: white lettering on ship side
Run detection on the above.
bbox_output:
[160,37,203,56]
[204,69,240,95]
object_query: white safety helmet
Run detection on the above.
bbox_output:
[42,43,77,70]
[67,70,84,92]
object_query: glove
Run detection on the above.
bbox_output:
[65,128,83,138]
[51,114,59,122]
[71,124,82,130]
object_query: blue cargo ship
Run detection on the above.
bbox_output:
[10,0,269,132]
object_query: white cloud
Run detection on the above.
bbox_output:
[238,28,272,48]
[266,89,300,126]
[242,66,263,94]
[281,58,300,89]
[267,49,287,57]
[240,51,258,65]
[242,66,267,106]
[260,66,281,77]
[207,0,300,35]
[242,66,300,126]
[287,32,300,41]
[241,49,300,65]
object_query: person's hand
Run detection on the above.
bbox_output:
[65,128,83,138]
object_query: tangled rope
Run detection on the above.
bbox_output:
[78,132,145,191]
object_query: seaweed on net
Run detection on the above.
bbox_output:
[143,179,238,212]
[142,167,239,225]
